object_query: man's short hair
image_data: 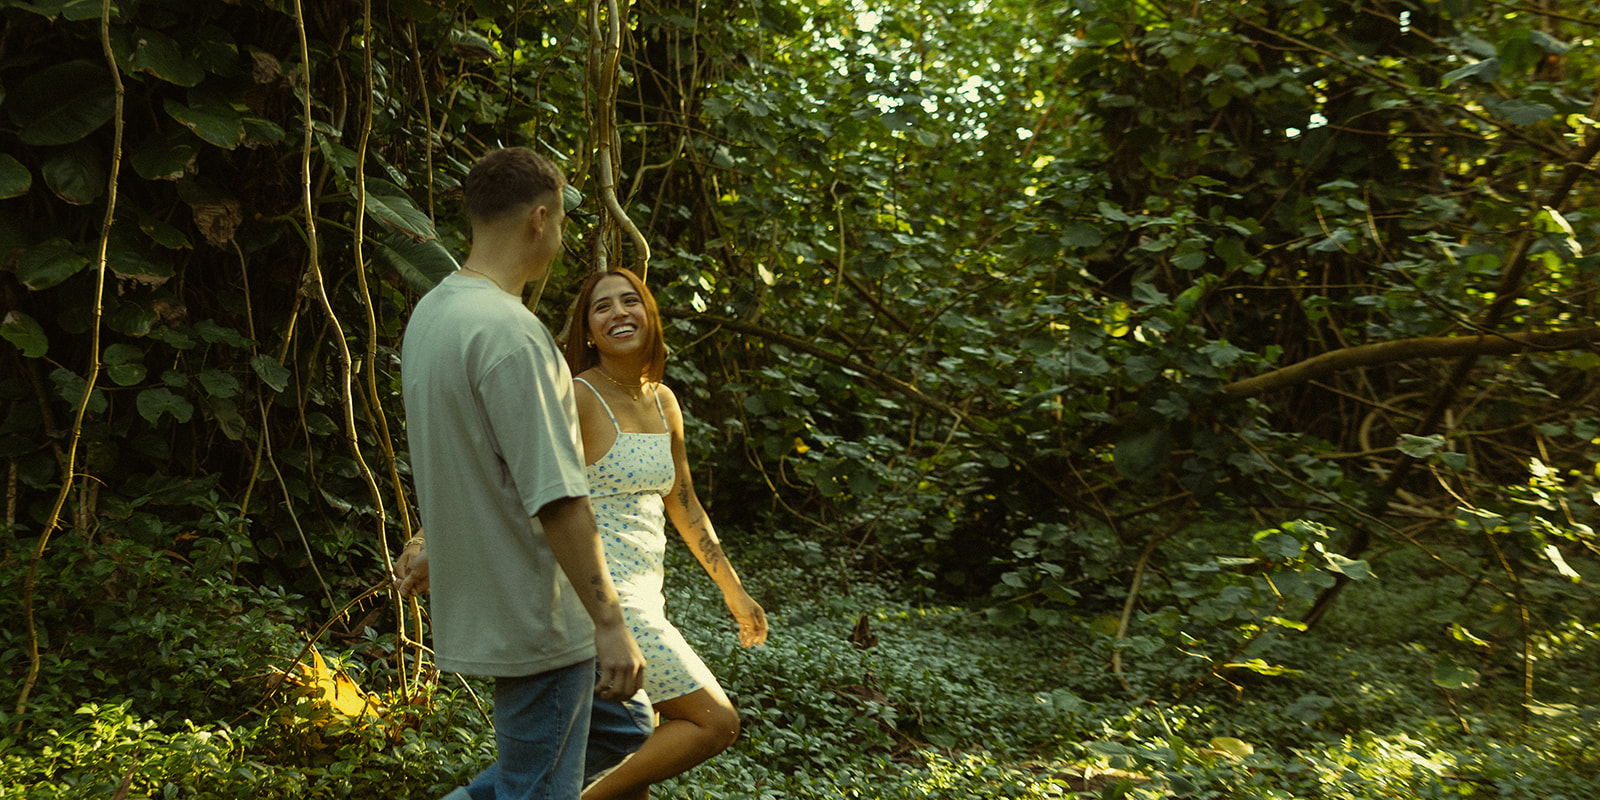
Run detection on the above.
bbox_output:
[464,147,565,223]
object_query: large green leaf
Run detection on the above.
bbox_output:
[102,343,148,386]
[109,303,159,337]
[42,144,106,205]
[1431,654,1479,690]
[376,235,459,292]
[316,134,360,183]
[1486,98,1556,126]
[128,28,206,86]
[137,387,195,424]
[50,368,107,414]
[1441,58,1499,87]
[362,179,438,242]
[1,311,49,358]
[130,131,199,180]
[1322,552,1374,581]
[107,235,175,285]
[449,28,498,60]
[163,98,244,149]
[139,213,193,249]
[250,354,291,393]
[8,0,108,20]
[243,117,285,145]
[197,368,243,399]
[0,155,31,199]
[11,60,117,145]
[16,240,90,290]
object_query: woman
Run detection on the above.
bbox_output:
[563,268,768,800]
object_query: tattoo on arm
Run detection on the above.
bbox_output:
[678,484,707,527]
[698,532,725,574]
[677,481,719,571]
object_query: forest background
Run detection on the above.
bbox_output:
[1,0,1597,797]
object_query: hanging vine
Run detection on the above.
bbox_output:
[12,0,125,724]
[588,0,650,279]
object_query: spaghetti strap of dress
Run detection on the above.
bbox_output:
[572,377,621,433]
[651,385,667,430]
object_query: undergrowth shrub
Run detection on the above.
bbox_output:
[1,521,305,726]
[4,521,1595,800]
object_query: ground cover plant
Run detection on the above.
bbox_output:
[2,541,1595,798]
[3,0,1598,796]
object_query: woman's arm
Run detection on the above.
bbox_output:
[659,384,768,647]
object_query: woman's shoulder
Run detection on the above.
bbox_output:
[572,372,607,413]
[652,381,686,426]
[652,380,682,408]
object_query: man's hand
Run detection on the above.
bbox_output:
[592,621,645,701]
[393,542,430,596]
[536,496,646,702]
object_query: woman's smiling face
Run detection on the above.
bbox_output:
[587,274,649,358]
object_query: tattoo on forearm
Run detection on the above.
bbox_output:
[679,485,708,527]
[698,532,725,574]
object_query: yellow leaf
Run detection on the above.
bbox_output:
[291,647,384,721]
[1208,737,1254,759]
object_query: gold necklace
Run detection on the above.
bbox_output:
[458,266,513,295]
[595,366,644,401]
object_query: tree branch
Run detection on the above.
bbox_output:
[1219,327,1600,402]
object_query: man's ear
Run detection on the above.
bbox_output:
[525,203,550,235]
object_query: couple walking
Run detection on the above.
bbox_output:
[395,146,767,800]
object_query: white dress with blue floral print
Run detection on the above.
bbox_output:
[576,377,718,703]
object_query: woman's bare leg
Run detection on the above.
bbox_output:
[582,684,741,800]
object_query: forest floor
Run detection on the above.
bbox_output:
[3,538,1596,799]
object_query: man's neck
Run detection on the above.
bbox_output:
[456,261,519,295]
[459,243,540,295]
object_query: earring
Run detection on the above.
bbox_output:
[586,340,594,347]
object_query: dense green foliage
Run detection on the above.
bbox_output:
[2,0,1597,795]
[4,545,1597,798]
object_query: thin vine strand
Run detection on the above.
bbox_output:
[292,0,390,622]
[13,0,123,725]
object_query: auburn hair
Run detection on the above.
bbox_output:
[562,268,667,383]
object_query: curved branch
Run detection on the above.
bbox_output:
[589,0,650,278]
[1219,327,1600,402]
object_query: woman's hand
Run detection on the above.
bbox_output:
[724,588,768,647]
[393,539,430,596]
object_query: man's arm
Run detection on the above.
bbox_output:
[537,495,645,701]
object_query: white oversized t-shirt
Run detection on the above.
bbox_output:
[401,274,594,676]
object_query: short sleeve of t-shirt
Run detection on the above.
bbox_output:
[477,336,590,519]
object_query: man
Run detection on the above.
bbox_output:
[397,147,646,800]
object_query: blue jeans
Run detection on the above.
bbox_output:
[585,690,654,781]
[443,661,652,800]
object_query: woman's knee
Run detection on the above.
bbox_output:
[661,690,741,752]
[706,702,740,750]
